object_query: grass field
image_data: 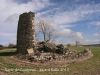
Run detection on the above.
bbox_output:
[0,46,100,75]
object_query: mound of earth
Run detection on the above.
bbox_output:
[10,48,93,67]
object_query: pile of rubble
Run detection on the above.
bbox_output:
[15,41,93,63]
[25,41,93,63]
[36,41,67,54]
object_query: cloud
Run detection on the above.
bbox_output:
[90,21,100,26]
[43,3,100,45]
[0,0,51,22]
[56,29,72,37]
[83,40,100,45]
[93,33,100,37]
[55,35,99,45]
[95,22,100,26]
[0,32,16,46]
[0,0,52,45]
[38,3,100,25]
[53,28,100,45]
[0,0,100,45]
[56,29,86,40]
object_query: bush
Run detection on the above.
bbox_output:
[0,45,4,50]
[8,43,15,48]
[67,43,71,47]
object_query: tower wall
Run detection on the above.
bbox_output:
[17,12,36,54]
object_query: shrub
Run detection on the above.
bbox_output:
[8,43,15,48]
[0,45,4,50]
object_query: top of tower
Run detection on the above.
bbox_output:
[20,11,35,17]
[29,11,35,17]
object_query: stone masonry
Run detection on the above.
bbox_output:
[17,11,36,54]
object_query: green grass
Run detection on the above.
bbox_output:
[0,48,16,53]
[0,47,100,75]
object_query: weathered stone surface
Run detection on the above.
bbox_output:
[81,48,91,56]
[17,11,36,54]
[56,44,68,54]
[44,42,57,52]
[27,48,34,56]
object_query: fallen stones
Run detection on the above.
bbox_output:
[44,42,57,52]
[26,48,92,63]
[56,44,68,54]
[81,48,92,56]
[16,38,93,63]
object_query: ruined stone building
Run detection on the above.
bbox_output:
[17,11,36,54]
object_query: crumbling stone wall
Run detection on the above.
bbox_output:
[17,11,36,54]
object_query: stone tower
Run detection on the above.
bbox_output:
[17,11,36,54]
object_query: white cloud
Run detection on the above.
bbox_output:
[55,37,99,45]
[91,21,99,25]
[0,32,16,46]
[41,3,100,25]
[83,40,100,45]
[95,22,100,26]
[56,29,72,37]
[53,28,100,45]
[0,0,51,22]
[0,0,52,45]
[43,3,100,45]
[93,33,100,37]
[73,32,85,40]
[55,29,86,40]
[90,21,100,30]
[0,0,100,45]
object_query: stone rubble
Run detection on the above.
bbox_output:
[26,41,92,63]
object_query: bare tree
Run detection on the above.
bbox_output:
[76,41,79,47]
[47,26,54,41]
[36,19,55,42]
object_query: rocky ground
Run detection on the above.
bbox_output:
[11,48,93,67]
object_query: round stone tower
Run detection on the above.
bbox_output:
[17,11,36,54]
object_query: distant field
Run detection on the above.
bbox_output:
[0,46,100,75]
[0,48,16,53]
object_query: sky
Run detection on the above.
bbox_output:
[0,0,100,46]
